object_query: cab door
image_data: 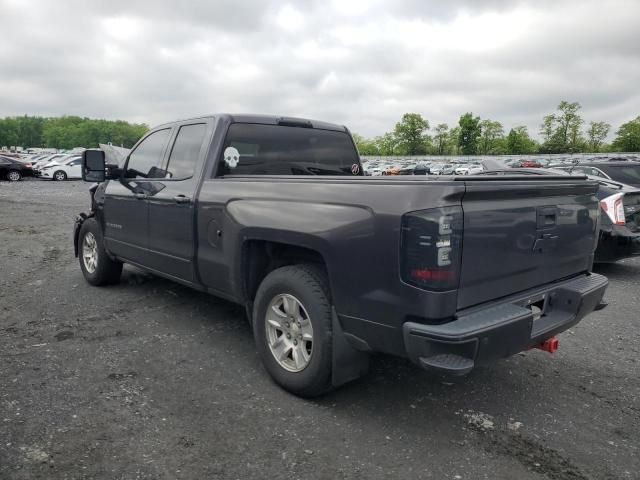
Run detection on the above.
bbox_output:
[102,128,173,265]
[145,122,211,282]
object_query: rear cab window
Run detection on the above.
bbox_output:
[216,123,360,176]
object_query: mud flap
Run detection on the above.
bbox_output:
[73,213,89,257]
[331,308,369,387]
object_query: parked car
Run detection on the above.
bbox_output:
[413,162,430,175]
[551,161,640,188]
[74,114,607,396]
[478,168,640,263]
[518,159,543,168]
[0,155,34,181]
[454,164,483,175]
[39,156,82,180]
[32,154,68,174]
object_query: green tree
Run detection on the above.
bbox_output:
[433,123,449,155]
[506,126,537,154]
[352,133,379,155]
[374,132,398,156]
[611,116,640,152]
[458,112,481,155]
[479,119,504,154]
[447,126,461,155]
[539,101,584,153]
[586,121,611,152]
[393,113,430,155]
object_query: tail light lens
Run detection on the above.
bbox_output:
[400,206,463,291]
[600,193,626,226]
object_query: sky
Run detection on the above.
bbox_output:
[0,0,639,139]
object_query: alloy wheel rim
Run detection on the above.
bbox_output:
[55,172,65,180]
[265,294,314,372]
[82,232,98,273]
[8,171,20,181]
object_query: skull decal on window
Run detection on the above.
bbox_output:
[223,146,240,169]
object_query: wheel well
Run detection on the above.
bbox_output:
[243,240,327,302]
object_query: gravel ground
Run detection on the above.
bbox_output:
[1,179,639,480]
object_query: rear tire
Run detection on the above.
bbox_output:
[53,170,67,181]
[78,218,122,286]
[7,170,22,181]
[253,264,333,397]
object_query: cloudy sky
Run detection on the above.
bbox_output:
[1,0,639,138]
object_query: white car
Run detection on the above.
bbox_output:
[455,164,484,175]
[32,154,66,170]
[39,156,82,180]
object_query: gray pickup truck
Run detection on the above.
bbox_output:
[74,114,608,396]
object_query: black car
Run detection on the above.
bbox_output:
[0,155,34,181]
[478,168,640,262]
[551,161,640,188]
[413,162,431,175]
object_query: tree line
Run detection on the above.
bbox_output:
[0,115,149,150]
[354,101,640,156]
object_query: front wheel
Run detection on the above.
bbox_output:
[253,264,333,397]
[78,218,123,286]
[53,170,67,181]
[7,170,22,181]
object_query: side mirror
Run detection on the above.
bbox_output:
[82,149,106,182]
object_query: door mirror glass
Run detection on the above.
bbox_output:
[82,149,106,182]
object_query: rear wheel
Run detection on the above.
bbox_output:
[253,264,333,397]
[6,170,21,181]
[78,218,122,286]
[53,170,67,181]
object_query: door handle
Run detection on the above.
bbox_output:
[173,195,191,204]
[133,193,146,200]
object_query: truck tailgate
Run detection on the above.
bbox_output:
[457,178,599,309]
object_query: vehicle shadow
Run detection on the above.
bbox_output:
[592,259,640,279]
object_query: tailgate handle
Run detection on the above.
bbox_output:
[537,206,557,229]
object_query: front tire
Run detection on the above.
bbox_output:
[53,170,67,181]
[253,264,333,397]
[78,218,122,286]
[7,170,22,181]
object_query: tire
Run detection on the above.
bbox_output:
[6,170,22,181]
[53,170,67,181]
[78,218,123,286]
[253,264,333,397]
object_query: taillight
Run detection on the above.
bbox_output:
[25,163,32,168]
[600,193,626,226]
[400,206,463,290]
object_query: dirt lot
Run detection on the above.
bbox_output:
[1,180,639,480]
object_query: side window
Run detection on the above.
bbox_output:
[126,128,171,179]
[165,123,207,179]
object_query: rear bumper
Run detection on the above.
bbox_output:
[403,273,608,375]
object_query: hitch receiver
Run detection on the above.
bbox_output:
[534,336,559,354]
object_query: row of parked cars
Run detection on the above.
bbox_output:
[363,159,484,176]
[0,152,83,181]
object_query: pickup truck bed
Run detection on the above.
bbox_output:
[74,114,607,396]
